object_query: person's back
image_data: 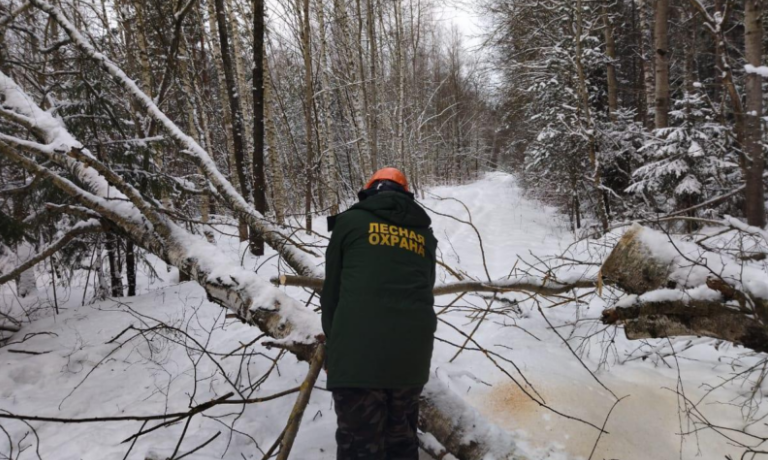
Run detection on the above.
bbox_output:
[321,168,437,460]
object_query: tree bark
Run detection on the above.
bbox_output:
[105,232,123,297]
[366,0,379,170]
[653,0,669,129]
[333,0,371,178]
[603,298,768,354]
[264,52,287,224]
[744,0,766,228]
[638,0,655,129]
[126,240,136,297]
[601,225,768,352]
[395,0,406,164]
[316,0,339,215]
[251,0,267,254]
[227,0,255,173]
[298,0,314,233]
[208,0,249,241]
[602,0,619,121]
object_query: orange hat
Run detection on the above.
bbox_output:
[364,168,409,192]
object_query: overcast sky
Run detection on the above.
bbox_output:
[435,0,487,51]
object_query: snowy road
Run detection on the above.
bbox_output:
[0,173,755,459]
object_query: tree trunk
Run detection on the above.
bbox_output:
[15,243,38,298]
[654,0,669,129]
[228,0,255,174]
[602,0,618,121]
[133,0,153,95]
[105,232,123,297]
[316,0,339,215]
[251,0,267,254]
[744,0,766,228]
[207,0,249,241]
[178,34,216,243]
[213,0,251,241]
[366,0,379,170]
[264,52,287,224]
[638,0,655,129]
[93,245,109,302]
[395,0,406,165]
[333,0,371,178]
[712,0,724,104]
[355,0,373,172]
[126,240,136,297]
[298,0,314,233]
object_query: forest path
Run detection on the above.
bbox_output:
[424,173,748,460]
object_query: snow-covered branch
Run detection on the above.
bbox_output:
[0,219,102,287]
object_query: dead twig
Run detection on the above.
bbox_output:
[587,395,629,460]
[275,345,326,460]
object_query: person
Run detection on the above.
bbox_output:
[321,167,438,460]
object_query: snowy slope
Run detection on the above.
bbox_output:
[0,173,758,459]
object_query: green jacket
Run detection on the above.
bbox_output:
[321,192,438,389]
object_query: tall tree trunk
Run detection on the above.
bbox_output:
[207,0,248,241]
[638,0,655,129]
[654,0,670,129]
[298,0,314,233]
[189,7,216,242]
[683,4,697,113]
[227,0,255,177]
[602,0,619,121]
[744,0,766,228]
[688,0,746,161]
[264,52,288,224]
[134,0,153,96]
[366,0,379,170]
[213,0,251,241]
[251,0,267,254]
[712,0,724,104]
[179,35,215,243]
[333,0,371,178]
[394,0,406,165]
[126,240,136,297]
[355,0,373,172]
[316,0,339,215]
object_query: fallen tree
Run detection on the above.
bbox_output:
[601,224,768,353]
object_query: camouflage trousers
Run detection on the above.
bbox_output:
[332,387,422,460]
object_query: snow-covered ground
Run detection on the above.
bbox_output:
[0,173,759,459]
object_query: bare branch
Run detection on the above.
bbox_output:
[271,274,596,297]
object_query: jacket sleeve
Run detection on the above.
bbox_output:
[320,217,346,339]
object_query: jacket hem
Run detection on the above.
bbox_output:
[326,381,427,390]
